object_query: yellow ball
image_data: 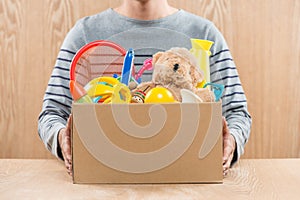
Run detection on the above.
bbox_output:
[144,87,177,103]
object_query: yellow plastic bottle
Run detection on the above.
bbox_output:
[190,39,214,85]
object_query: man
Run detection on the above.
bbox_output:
[38,0,251,176]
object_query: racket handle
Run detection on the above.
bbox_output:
[121,48,134,86]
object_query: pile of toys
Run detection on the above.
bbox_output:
[69,39,224,104]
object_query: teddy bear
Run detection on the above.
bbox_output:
[131,47,215,103]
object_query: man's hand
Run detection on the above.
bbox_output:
[222,117,236,176]
[58,115,72,176]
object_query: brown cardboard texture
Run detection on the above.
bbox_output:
[72,102,223,184]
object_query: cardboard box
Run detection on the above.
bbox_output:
[72,102,223,184]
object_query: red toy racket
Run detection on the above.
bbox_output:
[70,40,135,87]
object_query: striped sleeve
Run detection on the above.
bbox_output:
[207,24,252,164]
[38,49,75,159]
[38,21,86,159]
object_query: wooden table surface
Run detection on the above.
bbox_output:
[0,159,299,200]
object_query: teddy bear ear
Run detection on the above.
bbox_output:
[152,52,164,64]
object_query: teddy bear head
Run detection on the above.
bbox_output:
[151,47,204,91]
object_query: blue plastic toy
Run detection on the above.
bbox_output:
[204,83,225,101]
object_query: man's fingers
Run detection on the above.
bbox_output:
[64,159,71,169]
[222,117,227,132]
[58,116,73,176]
[223,167,229,176]
[65,135,71,153]
[65,114,72,136]
[64,159,72,176]
[62,138,72,176]
[223,152,234,176]
[61,135,71,156]
[222,117,230,136]
[68,114,72,126]
[222,120,233,163]
[223,147,234,175]
[223,145,233,163]
[61,131,72,169]
[222,117,236,176]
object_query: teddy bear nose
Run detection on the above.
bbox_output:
[173,63,179,72]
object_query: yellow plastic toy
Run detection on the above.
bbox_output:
[84,76,119,96]
[110,82,131,103]
[86,84,114,98]
[84,76,131,104]
[190,39,214,85]
[144,87,178,103]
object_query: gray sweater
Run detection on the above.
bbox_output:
[38,8,251,164]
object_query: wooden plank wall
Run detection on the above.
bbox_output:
[0,0,299,159]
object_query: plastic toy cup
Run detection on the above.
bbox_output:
[180,89,203,103]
